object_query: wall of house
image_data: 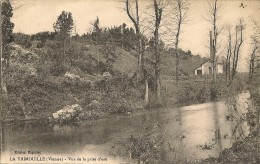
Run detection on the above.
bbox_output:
[194,61,223,75]
[195,66,202,75]
[202,61,212,74]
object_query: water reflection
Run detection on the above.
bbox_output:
[1,92,253,163]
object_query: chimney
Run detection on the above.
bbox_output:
[210,31,213,61]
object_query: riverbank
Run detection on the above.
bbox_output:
[196,129,259,164]
[2,74,248,123]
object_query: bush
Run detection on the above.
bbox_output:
[196,87,207,103]
[101,91,129,114]
[35,63,50,77]
[2,95,25,118]
[74,61,94,74]
[36,41,45,48]
[127,136,161,164]
[50,63,68,76]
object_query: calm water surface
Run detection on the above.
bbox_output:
[1,92,251,163]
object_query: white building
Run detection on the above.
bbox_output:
[194,60,223,75]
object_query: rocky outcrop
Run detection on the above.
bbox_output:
[52,104,83,124]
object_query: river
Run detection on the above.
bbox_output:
[1,92,252,163]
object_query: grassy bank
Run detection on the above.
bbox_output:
[2,71,248,123]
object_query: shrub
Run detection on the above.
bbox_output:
[2,94,25,118]
[50,63,68,76]
[100,91,129,114]
[126,135,161,164]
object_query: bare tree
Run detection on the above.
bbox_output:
[231,18,245,80]
[125,0,142,67]
[249,36,259,81]
[125,0,149,105]
[249,20,260,81]
[205,0,224,83]
[225,26,232,82]
[152,0,167,103]
[171,0,189,83]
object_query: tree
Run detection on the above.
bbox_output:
[53,11,74,38]
[125,0,142,67]
[53,11,74,62]
[125,0,149,106]
[1,1,14,68]
[152,0,165,104]
[91,17,102,42]
[205,0,224,83]
[93,17,101,33]
[171,0,189,83]
[249,20,260,82]
[231,18,245,80]
[249,36,259,81]
[225,26,232,82]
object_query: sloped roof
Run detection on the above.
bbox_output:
[179,57,210,74]
[192,58,210,70]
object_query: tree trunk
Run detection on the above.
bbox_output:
[153,0,162,104]
[231,27,238,80]
[0,1,3,120]
[249,48,257,81]
[154,29,161,103]
[126,0,149,105]
[144,70,149,106]
[175,50,179,83]
[142,40,149,106]
[232,22,244,80]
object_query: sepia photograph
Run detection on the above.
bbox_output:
[0,0,259,163]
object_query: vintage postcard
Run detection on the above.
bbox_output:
[0,0,259,163]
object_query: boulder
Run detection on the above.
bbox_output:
[88,100,101,109]
[65,71,80,78]
[103,72,112,79]
[52,104,83,124]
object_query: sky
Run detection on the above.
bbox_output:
[11,0,260,71]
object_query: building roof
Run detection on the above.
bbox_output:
[193,58,224,71]
[193,59,210,70]
[192,58,210,71]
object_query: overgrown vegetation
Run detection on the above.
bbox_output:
[1,1,259,164]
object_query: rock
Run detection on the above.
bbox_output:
[103,72,112,79]
[68,108,75,113]
[53,113,59,119]
[126,112,132,115]
[79,113,85,118]
[88,100,101,109]
[71,104,82,111]
[65,113,72,119]
[52,104,83,124]
[65,71,80,79]
[56,109,64,116]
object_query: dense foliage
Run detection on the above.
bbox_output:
[53,11,74,37]
[1,1,14,67]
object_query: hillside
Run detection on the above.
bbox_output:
[2,37,211,121]
[2,40,143,120]
[86,44,138,77]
